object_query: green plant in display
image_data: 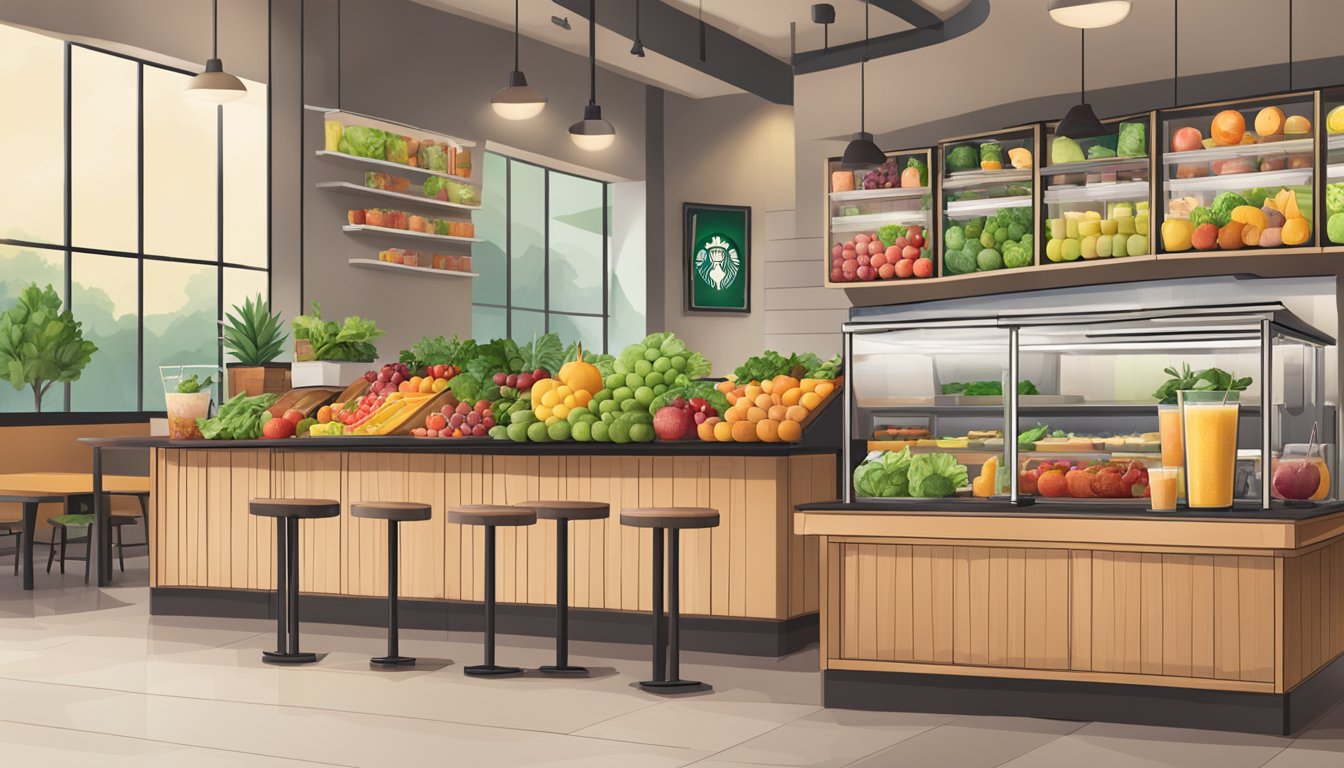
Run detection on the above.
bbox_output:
[292,301,384,362]
[223,294,287,366]
[0,283,97,412]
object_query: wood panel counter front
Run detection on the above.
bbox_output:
[794,499,1344,734]
[145,440,838,656]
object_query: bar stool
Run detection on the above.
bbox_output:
[352,501,432,667]
[514,500,610,673]
[249,498,340,665]
[621,507,720,691]
[447,504,537,676]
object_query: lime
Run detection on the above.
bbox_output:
[567,407,590,425]
[653,384,668,396]
[598,399,619,414]
[488,425,509,440]
[612,386,633,403]
[580,413,598,424]
[634,386,655,406]
[613,358,629,375]
[548,421,572,441]
[591,388,611,403]
[591,421,610,442]
[601,411,615,424]
[625,373,644,389]
[653,357,672,374]
[629,423,655,443]
[670,355,687,371]
[571,421,592,442]
[642,346,661,362]
[621,398,643,413]
[609,421,631,443]
[625,411,652,425]
[604,373,624,390]
[506,422,530,442]
[511,410,536,426]
[526,421,551,442]
[644,371,664,387]
[634,359,653,377]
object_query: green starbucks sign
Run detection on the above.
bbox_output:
[684,203,750,313]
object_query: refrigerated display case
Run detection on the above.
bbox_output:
[825,148,935,286]
[1157,93,1319,255]
[1325,88,1344,248]
[1040,113,1155,266]
[842,301,1335,510]
[939,126,1038,278]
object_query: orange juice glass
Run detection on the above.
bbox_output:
[1158,405,1184,466]
[1148,467,1180,511]
[1179,390,1240,510]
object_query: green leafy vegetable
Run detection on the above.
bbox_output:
[1050,136,1085,164]
[733,350,823,383]
[422,176,447,199]
[1152,363,1253,405]
[876,224,907,249]
[1018,423,1050,446]
[940,380,1039,396]
[291,302,384,363]
[806,353,842,380]
[1190,207,1217,228]
[946,144,978,172]
[399,335,477,372]
[905,156,928,186]
[1244,187,1273,209]
[907,453,969,498]
[1116,122,1146,157]
[196,391,279,440]
[979,142,1003,167]
[384,135,408,164]
[416,143,448,171]
[650,381,730,416]
[852,448,912,498]
[339,125,387,159]
[0,283,97,411]
[1087,145,1117,159]
[944,225,966,251]
[176,374,213,394]
[1210,192,1250,227]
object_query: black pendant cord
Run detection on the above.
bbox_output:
[588,0,597,106]
[514,0,520,71]
[633,0,641,51]
[698,0,705,62]
[211,0,219,59]
[1080,28,1085,103]
[1287,0,1293,90]
[860,0,869,133]
[1173,0,1179,106]
[337,0,342,109]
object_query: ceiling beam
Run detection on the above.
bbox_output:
[872,0,941,29]
[552,0,794,105]
[792,0,989,74]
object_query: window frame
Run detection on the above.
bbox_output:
[472,153,612,353]
[0,39,269,425]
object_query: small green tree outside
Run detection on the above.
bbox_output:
[0,283,98,412]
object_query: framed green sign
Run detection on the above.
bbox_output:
[684,202,750,313]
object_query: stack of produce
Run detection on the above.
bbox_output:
[197,392,280,440]
[1045,202,1149,262]
[852,447,970,499]
[856,156,928,190]
[945,142,1032,173]
[1161,188,1312,252]
[943,208,1034,274]
[1049,122,1146,164]
[1021,459,1150,499]
[696,351,840,443]
[412,400,495,438]
[326,119,472,181]
[830,226,932,282]
[375,249,472,271]
[348,209,476,238]
[1168,107,1313,179]
[1327,181,1343,246]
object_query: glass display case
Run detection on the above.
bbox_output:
[939,125,1038,277]
[1157,93,1318,255]
[1040,113,1154,265]
[842,302,1335,510]
[1325,88,1344,247]
[825,148,935,286]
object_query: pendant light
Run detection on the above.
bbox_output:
[1055,28,1107,139]
[1047,0,1131,29]
[492,0,547,120]
[185,0,247,103]
[630,0,645,57]
[570,0,615,151]
[839,0,885,169]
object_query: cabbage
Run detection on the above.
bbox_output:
[417,143,448,172]
[946,144,978,172]
[1116,122,1146,157]
[384,135,408,164]
[944,226,966,251]
[340,125,387,159]
[907,453,968,498]
[1051,136,1085,164]
[877,224,906,248]
[944,249,977,275]
[853,448,912,498]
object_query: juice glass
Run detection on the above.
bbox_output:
[1158,404,1186,501]
[1148,467,1180,511]
[1179,390,1240,510]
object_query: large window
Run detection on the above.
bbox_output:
[472,153,633,353]
[0,25,268,416]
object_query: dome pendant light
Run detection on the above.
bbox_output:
[570,0,615,151]
[186,0,247,103]
[492,0,547,120]
[1047,0,1131,29]
[1055,29,1107,139]
[839,0,885,169]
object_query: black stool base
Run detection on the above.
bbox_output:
[370,655,416,667]
[639,679,705,691]
[465,664,522,677]
[262,650,318,665]
[540,664,588,674]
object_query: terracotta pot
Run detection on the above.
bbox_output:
[226,363,292,399]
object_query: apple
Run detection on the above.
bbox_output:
[1171,126,1203,152]
[282,409,304,425]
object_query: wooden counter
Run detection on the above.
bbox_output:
[144,440,839,656]
[794,499,1344,734]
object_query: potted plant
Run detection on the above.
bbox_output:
[223,293,290,398]
[290,301,384,387]
[0,283,97,411]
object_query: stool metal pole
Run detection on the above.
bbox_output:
[640,527,701,690]
[287,517,301,655]
[275,518,287,653]
[668,529,681,681]
[542,516,586,673]
[371,519,415,666]
[651,527,665,683]
[465,525,521,676]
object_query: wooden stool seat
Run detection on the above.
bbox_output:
[620,507,720,529]
[517,500,610,521]
[248,498,341,519]
[447,504,537,527]
[351,501,432,523]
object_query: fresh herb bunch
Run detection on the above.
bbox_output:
[1152,363,1252,405]
[399,335,477,373]
[733,350,824,383]
[196,391,279,440]
[292,302,384,363]
[806,353,842,380]
[222,294,286,366]
[940,380,1039,396]
[175,374,213,394]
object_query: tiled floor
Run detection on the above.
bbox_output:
[1,554,1342,767]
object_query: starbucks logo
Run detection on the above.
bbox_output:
[694,235,741,292]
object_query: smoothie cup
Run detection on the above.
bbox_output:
[1158,404,1186,501]
[165,391,212,440]
[1148,467,1180,511]
[1179,390,1240,510]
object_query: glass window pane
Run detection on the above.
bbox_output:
[223,80,268,267]
[472,304,507,342]
[142,260,218,411]
[510,308,545,342]
[70,47,138,253]
[548,172,604,315]
[608,182,646,353]
[0,24,64,245]
[549,313,603,354]
[471,151,508,306]
[0,244,66,413]
[70,252,137,411]
[143,66,218,261]
[509,161,545,311]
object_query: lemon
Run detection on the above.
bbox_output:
[1329,105,1344,135]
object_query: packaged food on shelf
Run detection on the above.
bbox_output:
[1045,202,1150,262]
[364,171,411,192]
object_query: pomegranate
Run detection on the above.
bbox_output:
[653,406,696,441]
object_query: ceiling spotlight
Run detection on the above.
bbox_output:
[1047,0,1131,29]
[551,15,571,30]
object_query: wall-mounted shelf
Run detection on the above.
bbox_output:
[348,258,477,278]
[830,210,931,232]
[945,195,1033,218]
[317,181,480,213]
[342,224,481,245]
[941,168,1032,192]
[319,108,476,149]
[830,186,930,204]
[316,150,476,185]
[1044,181,1150,206]
[1039,156,1148,178]
[1162,137,1314,165]
[1164,166,1314,194]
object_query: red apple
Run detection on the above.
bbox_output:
[282,409,304,425]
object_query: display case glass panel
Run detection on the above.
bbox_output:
[1325,88,1344,246]
[939,127,1037,277]
[826,149,934,285]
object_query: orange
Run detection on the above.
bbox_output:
[716,380,734,393]
[785,405,809,422]
[697,420,716,441]
[800,392,823,410]
[800,378,822,393]
[757,419,781,442]
[725,407,744,423]
[730,421,759,442]
[754,393,773,410]
[767,405,788,422]
[316,405,333,424]
[781,387,803,406]
[814,381,835,398]
[575,390,593,407]
[760,378,774,394]
[777,420,802,442]
[714,421,734,442]
[726,391,739,406]
[746,406,767,423]
[771,375,800,394]
[744,384,763,401]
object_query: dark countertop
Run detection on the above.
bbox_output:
[80,435,840,458]
[795,497,1344,523]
